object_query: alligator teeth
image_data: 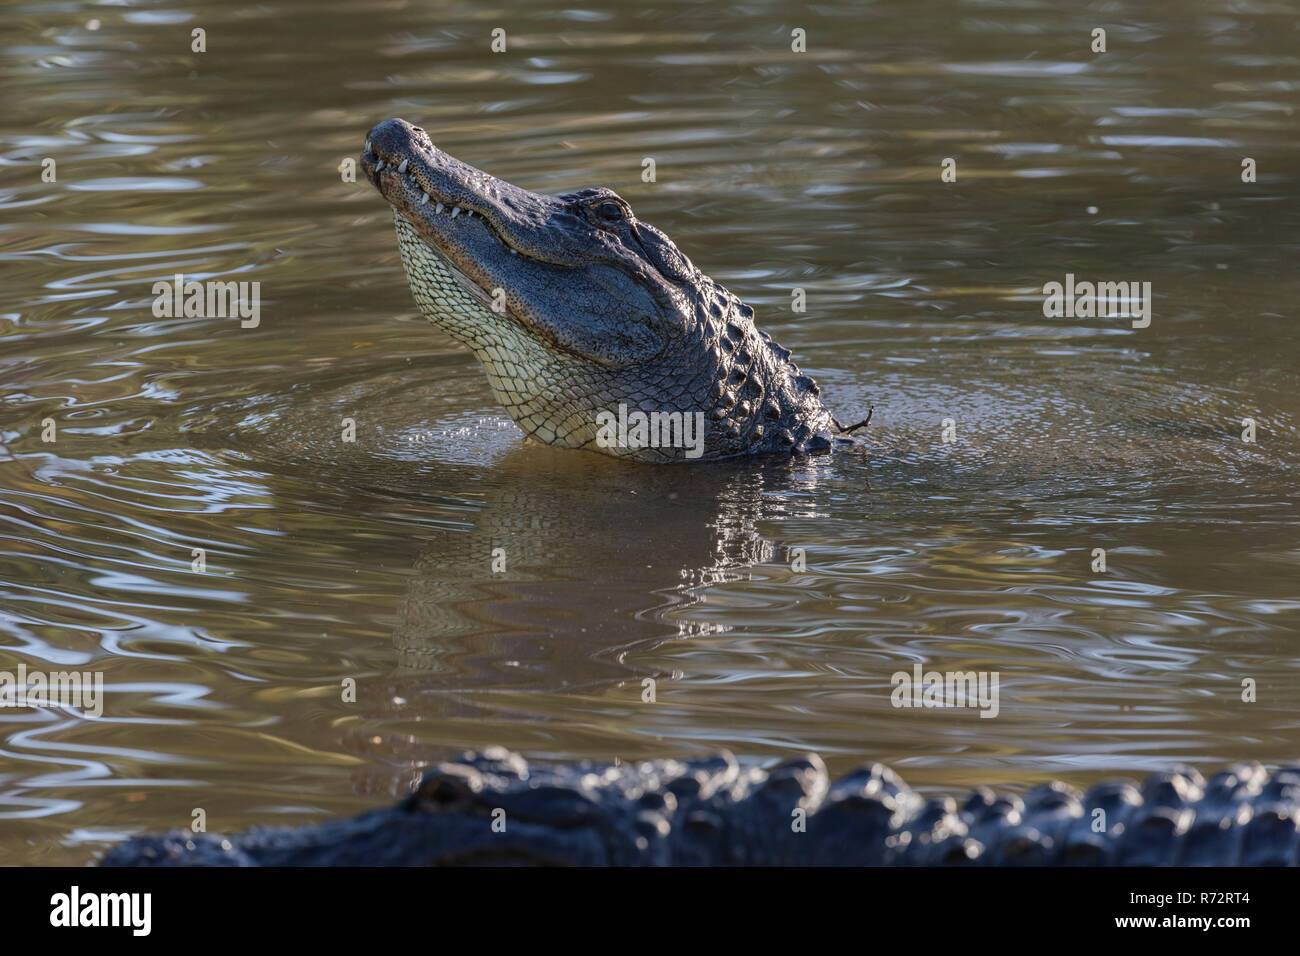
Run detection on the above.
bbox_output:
[364,139,372,153]
[451,207,461,218]
[397,158,408,174]
[509,248,517,254]
[465,210,473,218]
[374,159,384,171]
[420,192,429,204]
[435,202,444,213]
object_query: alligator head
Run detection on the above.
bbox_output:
[362,118,855,462]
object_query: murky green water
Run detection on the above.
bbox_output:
[1,1,1298,864]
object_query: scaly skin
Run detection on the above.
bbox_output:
[361,119,851,462]
[101,749,1300,866]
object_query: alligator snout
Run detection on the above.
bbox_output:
[361,118,459,204]
[362,118,433,177]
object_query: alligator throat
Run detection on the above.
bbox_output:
[362,118,848,462]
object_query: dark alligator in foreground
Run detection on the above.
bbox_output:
[102,749,1300,865]
[361,118,869,463]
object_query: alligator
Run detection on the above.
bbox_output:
[361,118,869,463]
[101,748,1300,865]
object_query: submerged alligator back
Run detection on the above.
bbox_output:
[102,750,1300,866]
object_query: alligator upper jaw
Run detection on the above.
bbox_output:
[362,118,557,278]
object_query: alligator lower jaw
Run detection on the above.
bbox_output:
[392,212,498,312]
[389,211,585,365]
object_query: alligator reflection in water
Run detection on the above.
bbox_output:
[390,445,797,686]
[185,363,833,783]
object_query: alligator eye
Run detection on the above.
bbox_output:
[595,200,624,223]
